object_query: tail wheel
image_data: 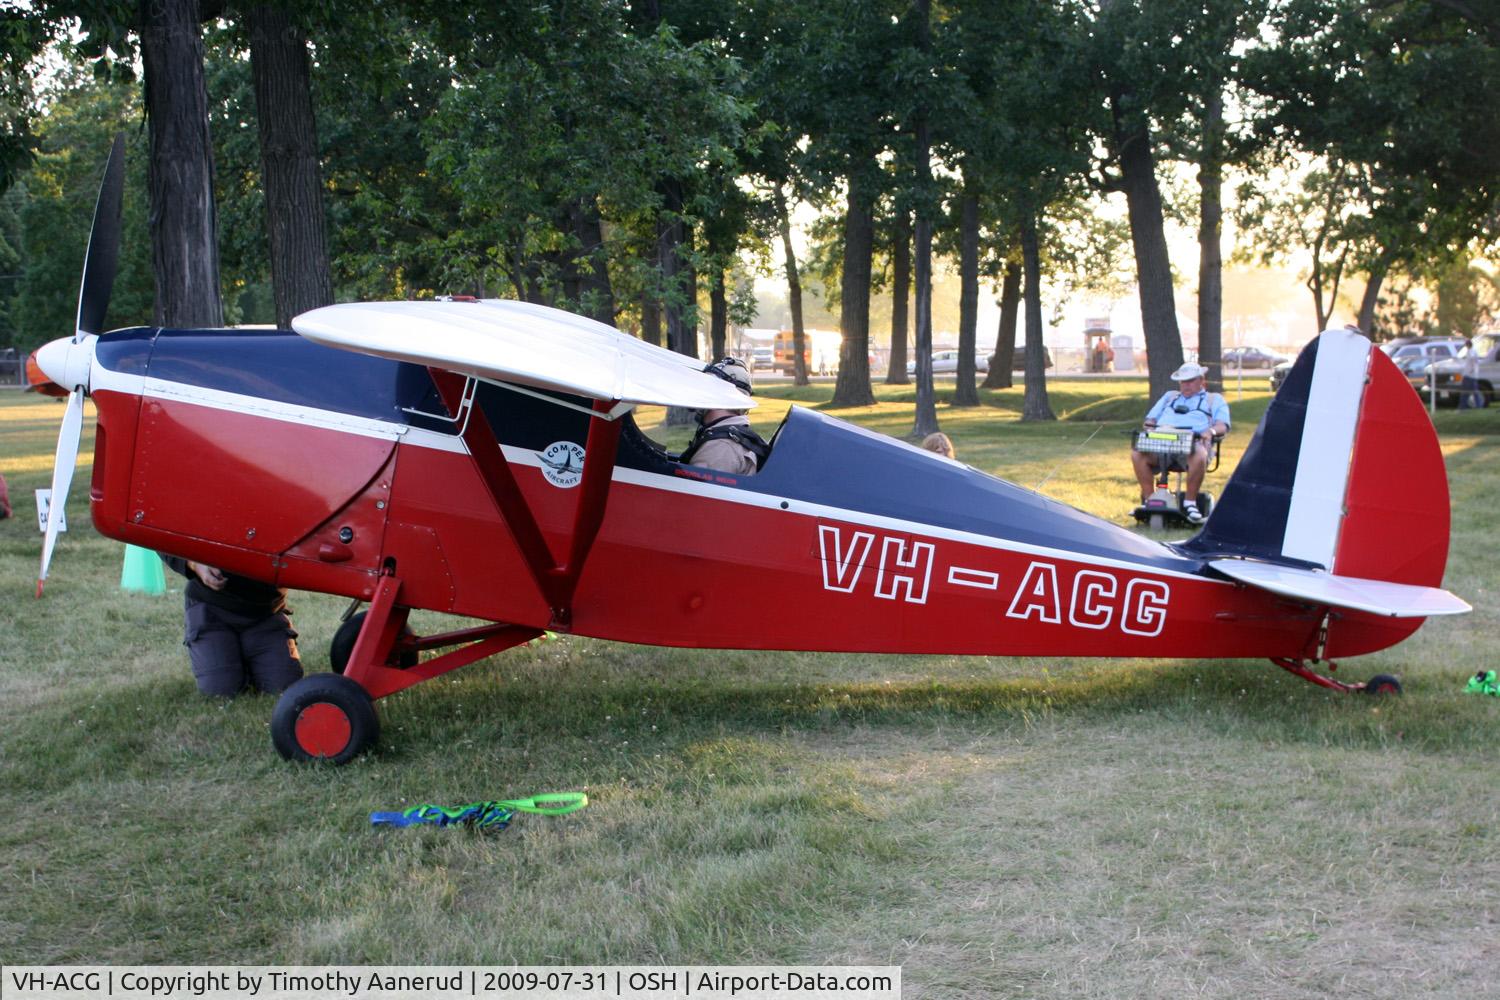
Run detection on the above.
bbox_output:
[271,674,379,763]
[330,610,418,674]
[1363,674,1403,696]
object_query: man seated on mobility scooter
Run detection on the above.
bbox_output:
[1131,362,1230,528]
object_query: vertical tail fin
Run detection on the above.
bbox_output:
[1185,327,1450,583]
[1182,328,1455,655]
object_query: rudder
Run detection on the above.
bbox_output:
[1183,327,1450,587]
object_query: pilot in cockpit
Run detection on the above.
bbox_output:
[677,357,770,475]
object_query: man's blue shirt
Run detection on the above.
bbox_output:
[1145,388,1230,433]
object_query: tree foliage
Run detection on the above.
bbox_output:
[1242,0,1500,337]
[4,0,1497,376]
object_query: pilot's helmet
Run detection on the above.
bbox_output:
[704,357,753,396]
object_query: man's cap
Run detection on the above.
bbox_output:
[705,357,753,396]
[1171,362,1207,381]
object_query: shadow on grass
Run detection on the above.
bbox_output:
[6,655,1490,793]
[462,658,1490,754]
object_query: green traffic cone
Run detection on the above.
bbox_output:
[120,544,166,595]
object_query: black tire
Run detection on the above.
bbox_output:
[1363,674,1403,696]
[330,611,418,674]
[271,674,379,763]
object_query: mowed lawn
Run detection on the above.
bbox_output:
[1,377,1497,999]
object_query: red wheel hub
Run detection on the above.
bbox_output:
[295,702,352,757]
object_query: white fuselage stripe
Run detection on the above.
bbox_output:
[91,362,1215,584]
[1281,329,1369,569]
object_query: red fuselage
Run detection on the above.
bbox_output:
[82,327,1419,663]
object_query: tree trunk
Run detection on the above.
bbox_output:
[141,0,222,328]
[709,267,727,360]
[640,293,661,346]
[570,194,615,325]
[249,4,331,329]
[1114,112,1182,400]
[832,168,876,407]
[954,190,980,406]
[911,184,937,433]
[1357,250,1392,337]
[774,185,809,385]
[1020,206,1054,422]
[519,258,545,304]
[908,0,938,436]
[1196,88,1223,392]
[559,238,582,307]
[982,257,1019,390]
[886,210,910,384]
[658,177,697,426]
[1307,172,1348,335]
[657,178,696,358]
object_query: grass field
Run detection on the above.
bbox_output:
[1,378,1497,998]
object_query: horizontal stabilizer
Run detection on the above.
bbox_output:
[1209,559,1471,619]
[292,300,756,412]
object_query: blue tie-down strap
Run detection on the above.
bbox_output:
[370,793,587,830]
[370,802,515,830]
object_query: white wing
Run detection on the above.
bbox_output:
[292,299,755,412]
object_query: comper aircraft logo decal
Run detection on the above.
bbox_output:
[538,441,586,488]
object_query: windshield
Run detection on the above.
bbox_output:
[1472,334,1497,356]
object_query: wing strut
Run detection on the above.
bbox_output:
[431,369,622,629]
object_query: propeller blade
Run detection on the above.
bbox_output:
[37,388,84,597]
[38,138,124,595]
[75,134,125,341]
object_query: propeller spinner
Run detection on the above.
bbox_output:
[36,134,125,597]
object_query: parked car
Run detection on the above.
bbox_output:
[1381,337,1464,368]
[1424,333,1498,406]
[1396,354,1444,395]
[1224,345,1289,369]
[750,346,775,371]
[1274,338,1466,396]
[1372,338,1465,396]
[1010,346,1053,371]
[907,350,990,376]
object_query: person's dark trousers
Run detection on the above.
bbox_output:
[184,600,302,697]
[1459,376,1486,410]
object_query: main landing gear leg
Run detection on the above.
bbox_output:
[271,575,544,763]
[1270,658,1403,695]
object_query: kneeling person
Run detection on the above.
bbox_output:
[161,555,302,697]
[1131,362,1229,524]
[678,357,770,475]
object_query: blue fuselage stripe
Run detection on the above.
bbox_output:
[1182,338,1318,561]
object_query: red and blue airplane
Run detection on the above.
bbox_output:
[32,140,1469,763]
